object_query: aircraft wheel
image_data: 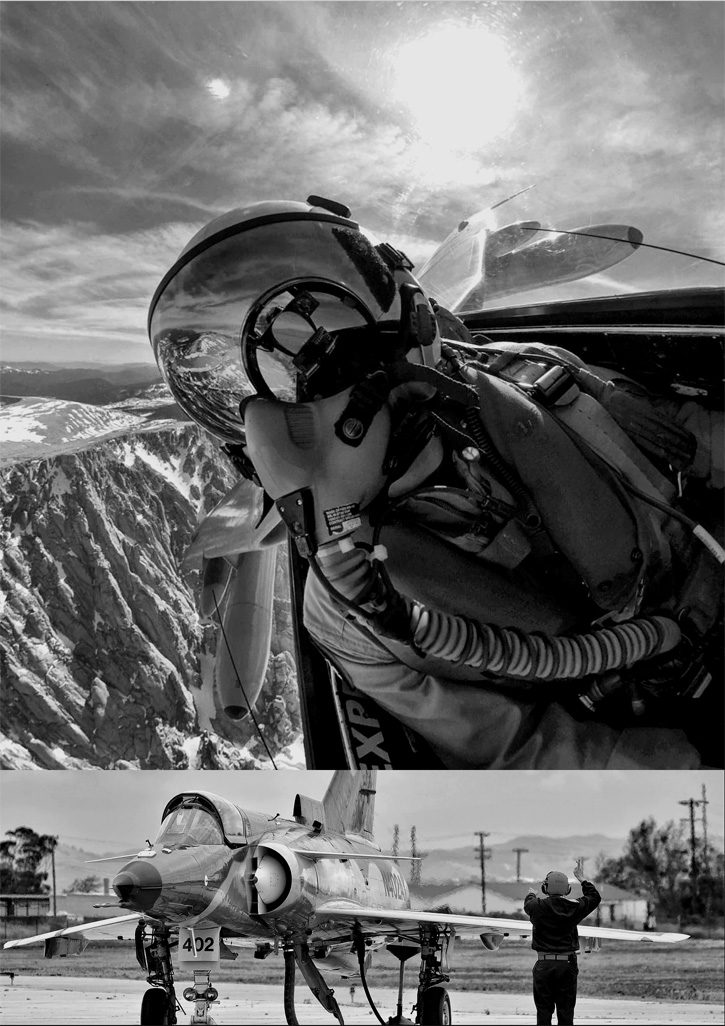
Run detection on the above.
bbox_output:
[419,985,452,1025]
[140,986,170,1025]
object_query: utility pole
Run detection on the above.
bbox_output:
[474,832,491,914]
[678,798,700,879]
[700,784,709,876]
[51,845,57,917]
[512,847,529,883]
[410,827,421,888]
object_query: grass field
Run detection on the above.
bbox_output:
[1,937,722,1005]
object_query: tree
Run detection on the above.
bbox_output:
[598,817,688,919]
[67,875,101,894]
[0,827,59,893]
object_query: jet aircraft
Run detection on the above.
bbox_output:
[4,770,689,1025]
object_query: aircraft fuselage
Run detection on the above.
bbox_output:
[113,819,410,942]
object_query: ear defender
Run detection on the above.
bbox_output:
[543,871,571,896]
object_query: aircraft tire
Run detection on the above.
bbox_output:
[140,986,170,1025]
[419,985,452,1025]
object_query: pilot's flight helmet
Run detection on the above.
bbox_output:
[148,197,440,447]
[542,871,571,896]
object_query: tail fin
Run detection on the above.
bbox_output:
[322,771,377,841]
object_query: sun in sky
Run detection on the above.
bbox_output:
[207,78,231,100]
[391,24,523,152]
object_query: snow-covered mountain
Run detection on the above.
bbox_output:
[1,394,302,770]
[0,396,170,464]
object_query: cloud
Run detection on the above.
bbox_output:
[0,220,199,360]
[1,2,722,365]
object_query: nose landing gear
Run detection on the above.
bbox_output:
[183,970,219,1024]
[136,922,180,1025]
[135,922,221,1025]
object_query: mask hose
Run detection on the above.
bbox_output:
[311,540,682,681]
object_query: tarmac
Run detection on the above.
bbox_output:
[1,976,723,1025]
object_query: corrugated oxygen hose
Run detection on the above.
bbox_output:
[314,543,682,681]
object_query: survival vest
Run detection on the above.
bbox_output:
[385,343,719,636]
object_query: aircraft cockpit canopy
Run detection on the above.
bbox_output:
[154,801,225,848]
[156,791,251,847]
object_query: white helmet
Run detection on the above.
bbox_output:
[148,197,440,447]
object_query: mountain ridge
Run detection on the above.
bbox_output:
[1,416,301,769]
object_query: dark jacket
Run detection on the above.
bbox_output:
[524,880,601,953]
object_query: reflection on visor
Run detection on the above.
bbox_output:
[149,217,402,444]
[245,283,376,402]
[155,329,253,444]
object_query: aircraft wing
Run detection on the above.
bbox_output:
[182,477,285,571]
[310,903,689,944]
[3,913,144,949]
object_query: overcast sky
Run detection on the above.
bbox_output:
[1,770,722,854]
[1,1,723,364]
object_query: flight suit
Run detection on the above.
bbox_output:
[524,880,601,1025]
[303,344,721,769]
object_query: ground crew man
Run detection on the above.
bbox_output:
[524,860,601,1025]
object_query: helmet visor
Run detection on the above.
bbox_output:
[149,216,398,445]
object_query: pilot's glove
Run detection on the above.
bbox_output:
[571,368,697,471]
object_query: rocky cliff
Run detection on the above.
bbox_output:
[0,424,301,769]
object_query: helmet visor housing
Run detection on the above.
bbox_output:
[149,207,404,446]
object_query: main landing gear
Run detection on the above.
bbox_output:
[415,925,452,1026]
[135,922,219,1025]
[354,924,453,1026]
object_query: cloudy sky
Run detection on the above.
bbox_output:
[1,1,723,365]
[1,770,722,855]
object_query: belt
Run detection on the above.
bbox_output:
[537,952,577,961]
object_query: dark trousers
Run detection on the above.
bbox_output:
[532,959,578,1025]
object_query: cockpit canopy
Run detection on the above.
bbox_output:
[155,801,225,847]
[155,791,272,848]
[156,791,248,847]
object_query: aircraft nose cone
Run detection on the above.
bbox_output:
[112,861,163,910]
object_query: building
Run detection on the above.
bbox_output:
[415,880,650,927]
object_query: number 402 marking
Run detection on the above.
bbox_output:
[178,927,221,964]
[183,936,215,952]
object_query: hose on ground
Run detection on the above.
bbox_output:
[283,947,300,1026]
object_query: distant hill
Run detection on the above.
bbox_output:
[53,843,122,894]
[404,834,630,886]
[0,363,163,405]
